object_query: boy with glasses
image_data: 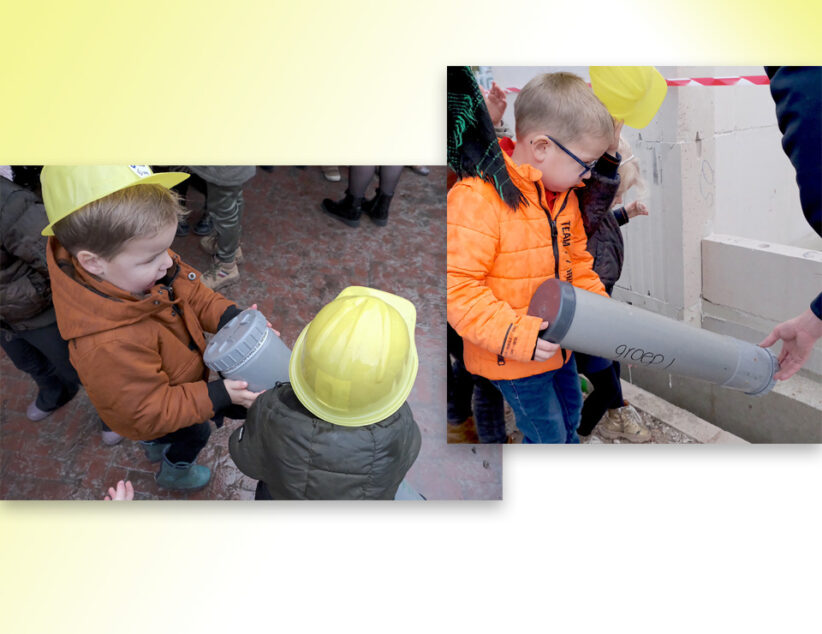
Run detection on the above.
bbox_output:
[447,71,620,444]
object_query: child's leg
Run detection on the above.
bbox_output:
[576,354,623,436]
[1,326,79,412]
[23,322,81,396]
[205,182,244,263]
[154,421,212,464]
[446,325,473,424]
[493,363,581,444]
[254,481,273,500]
[447,355,474,424]
[472,377,507,443]
[552,355,583,444]
[613,361,625,402]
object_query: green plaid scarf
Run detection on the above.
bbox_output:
[447,66,524,210]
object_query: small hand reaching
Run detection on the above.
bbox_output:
[485,81,508,126]
[224,379,264,408]
[249,303,280,336]
[104,480,134,501]
[625,200,649,219]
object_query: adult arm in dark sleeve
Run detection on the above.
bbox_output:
[759,67,822,378]
[765,66,822,237]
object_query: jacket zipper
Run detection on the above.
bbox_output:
[496,184,572,367]
[498,323,513,365]
[536,182,570,280]
[536,183,570,362]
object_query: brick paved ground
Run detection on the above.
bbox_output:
[0,166,502,500]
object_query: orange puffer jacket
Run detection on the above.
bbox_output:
[447,147,607,381]
[47,238,237,440]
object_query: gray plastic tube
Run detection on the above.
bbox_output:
[204,309,290,392]
[529,279,778,396]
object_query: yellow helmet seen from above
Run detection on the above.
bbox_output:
[40,165,189,236]
[289,286,418,427]
[589,66,667,129]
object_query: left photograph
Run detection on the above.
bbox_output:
[0,165,502,500]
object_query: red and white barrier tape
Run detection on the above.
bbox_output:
[503,75,770,93]
[664,75,770,86]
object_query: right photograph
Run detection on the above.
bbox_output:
[447,66,822,444]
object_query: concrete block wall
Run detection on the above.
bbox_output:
[701,234,822,376]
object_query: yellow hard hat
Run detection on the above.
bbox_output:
[289,286,418,427]
[589,66,667,129]
[40,165,189,236]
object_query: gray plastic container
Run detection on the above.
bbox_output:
[203,308,291,392]
[529,279,778,396]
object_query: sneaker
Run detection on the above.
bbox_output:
[409,165,430,176]
[199,234,244,263]
[101,430,124,446]
[192,216,213,236]
[321,166,341,182]
[447,416,480,444]
[598,402,652,443]
[200,258,240,291]
[26,401,52,422]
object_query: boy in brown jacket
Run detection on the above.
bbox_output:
[42,166,264,491]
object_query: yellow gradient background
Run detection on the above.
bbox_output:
[2,2,821,633]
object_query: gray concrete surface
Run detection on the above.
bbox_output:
[625,365,821,443]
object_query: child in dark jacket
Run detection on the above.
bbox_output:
[229,286,422,500]
[1,175,82,424]
[575,136,652,441]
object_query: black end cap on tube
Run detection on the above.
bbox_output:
[527,279,576,343]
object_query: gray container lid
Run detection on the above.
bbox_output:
[204,309,269,373]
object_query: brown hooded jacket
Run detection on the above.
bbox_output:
[46,238,239,440]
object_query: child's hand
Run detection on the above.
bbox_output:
[249,303,280,336]
[485,81,507,126]
[224,379,264,408]
[608,119,625,156]
[534,320,561,362]
[625,201,648,219]
[104,480,134,501]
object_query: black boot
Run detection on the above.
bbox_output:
[321,191,363,227]
[362,189,392,227]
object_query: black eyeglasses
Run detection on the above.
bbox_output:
[533,135,598,178]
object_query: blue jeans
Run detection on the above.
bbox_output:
[493,355,582,444]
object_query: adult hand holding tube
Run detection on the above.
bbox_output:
[760,308,822,380]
